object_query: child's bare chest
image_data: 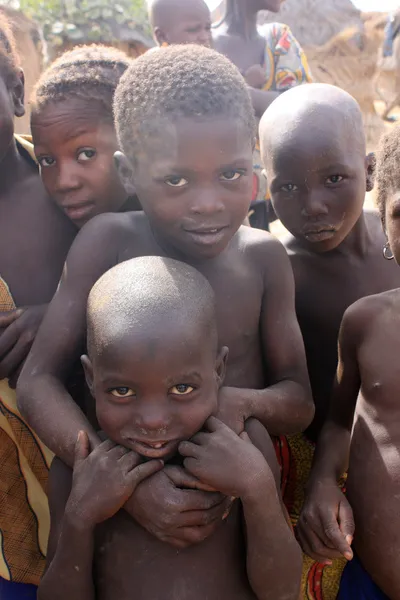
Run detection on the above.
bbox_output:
[94,503,256,600]
[214,34,265,73]
[0,190,75,305]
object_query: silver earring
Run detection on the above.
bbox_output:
[383,241,395,260]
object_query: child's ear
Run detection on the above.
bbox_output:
[153,27,167,46]
[365,152,376,192]
[12,68,25,118]
[81,355,95,397]
[215,346,229,388]
[114,151,136,197]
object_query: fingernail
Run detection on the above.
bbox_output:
[346,535,353,545]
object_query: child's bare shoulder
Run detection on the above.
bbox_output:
[236,225,290,268]
[342,290,400,340]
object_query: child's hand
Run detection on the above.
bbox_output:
[297,481,354,564]
[244,64,267,89]
[66,431,163,529]
[0,305,47,387]
[179,417,272,499]
[125,465,230,549]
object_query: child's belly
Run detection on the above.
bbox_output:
[95,502,257,600]
[347,406,400,599]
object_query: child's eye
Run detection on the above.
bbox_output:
[38,156,55,168]
[170,384,194,395]
[326,175,343,185]
[110,387,135,398]
[78,149,96,162]
[165,176,188,187]
[220,170,243,181]
[281,183,298,192]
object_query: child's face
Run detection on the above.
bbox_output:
[127,117,253,261]
[84,323,225,461]
[31,98,128,228]
[157,1,212,47]
[266,124,370,253]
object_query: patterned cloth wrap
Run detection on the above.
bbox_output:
[0,137,53,589]
[251,23,312,205]
[274,434,347,600]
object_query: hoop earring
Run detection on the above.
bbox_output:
[383,241,395,260]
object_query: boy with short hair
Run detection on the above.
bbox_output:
[295,124,400,599]
[259,83,400,598]
[18,45,312,548]
[148,0,212,47]
[38,256,302,600]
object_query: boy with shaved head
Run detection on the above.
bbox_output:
[148,0,212,47]
[259,83,400,598]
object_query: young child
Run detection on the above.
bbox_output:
[295,124,400,599]
[259,83,400,598]
[38,256,302,600]
[148,0,212,47]
[30,45,140,229]
[18,45,313,549]
[0,12,76,599]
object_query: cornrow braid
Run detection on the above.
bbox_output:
[32,44,131,121]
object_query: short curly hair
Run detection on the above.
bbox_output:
[376,124,400,227]
[114,44,255,165]
[0,12,20,85]
[32,44,131,122]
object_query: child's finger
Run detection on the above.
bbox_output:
[205,416,225,432]
[74,430,90,465]
[0,309,23,328]
[321,514,353,560]
[130,459,163,485]
[179,440,201,458]
[239,431,251,443]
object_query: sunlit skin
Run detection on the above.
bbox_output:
[260,84,400,440]
[31,98,129,228]
[19,113,312,556]
[82,319,225,462]
[295,188,400,598]
[150,0,212,47]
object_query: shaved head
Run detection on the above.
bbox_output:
[87,256,217,358]
[260,83,366,170]
[147,0,212,46]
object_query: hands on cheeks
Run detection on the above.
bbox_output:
[179,417,272,500]
[124,464,231,549]
[296,482,354,565]
[66,431,163,529]
[0,305,48,387]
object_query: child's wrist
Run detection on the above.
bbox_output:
[65,505,96,533]
[239,464,275,503]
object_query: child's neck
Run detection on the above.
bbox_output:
[335,212,373,258]
[0,137,33,197]
[224,5,259,40]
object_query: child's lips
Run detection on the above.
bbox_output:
[62,202,95,222]
[129,439,179,459]
[184,226,228,246]
[302,226,337,242]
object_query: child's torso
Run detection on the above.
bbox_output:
[94,501,256,600]
[213,32,265,74]
[345,292,400,599]
[288,221,400,441]
[0,171,75,306]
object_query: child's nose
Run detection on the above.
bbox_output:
[301,190,329,218]
[56,161,81,192]
[139,404,171,432]
[190,189,224,215]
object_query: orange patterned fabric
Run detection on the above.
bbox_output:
[0,276,52,585]
[274,434,347,600]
